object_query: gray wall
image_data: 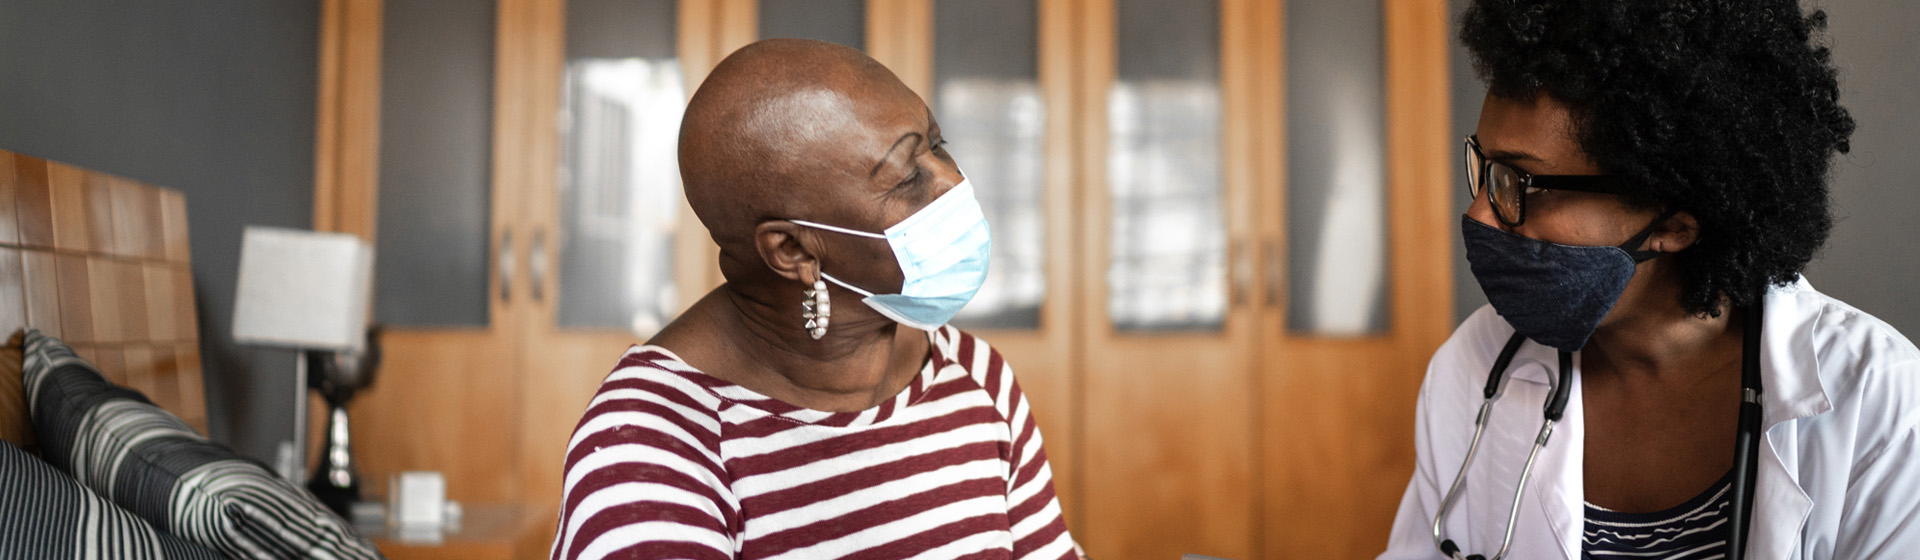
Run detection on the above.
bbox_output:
[1448,0,1920,339]
[0,2,319,463]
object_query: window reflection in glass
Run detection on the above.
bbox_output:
[1107,0,1226,331]
[1284,0,1390,335]
[758,0,864,50]
[556,59,686,335]
[934,0,1045,330]
[374,0,496,327]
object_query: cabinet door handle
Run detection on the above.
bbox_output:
[529,228,548,302]
[1265,238,1284,308]
[1231,238,1252,307]
[498,229,514,302]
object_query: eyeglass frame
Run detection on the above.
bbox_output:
[1463,135,1630,228]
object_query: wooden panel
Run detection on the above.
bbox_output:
[173,268,197,344]
[1075,0,1261,558]
[81,173,118,255]
[0,157,203,446]
[175,344,208,433]
[145,263,177,342]
[1254,0,1455,556]
[22,250,62,339]
[0,346,30,451]
[49,162,91,252]
[372,504,557,560]
[13,153,53,248]
[90,346,126,387]
[87,257,123,343]
[313,0,385,241]
[0,248,25,342]
[113,178,166,260]
[352,329,520,503]
[125,346,179,410]
[159,189,192,264]
[865,0,933,98]
[116,260,149,343]
[0,150,19,245]
[54,254,94,343]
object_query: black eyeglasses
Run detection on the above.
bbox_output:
[1464,135,1628,227]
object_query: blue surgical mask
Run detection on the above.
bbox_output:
[790,177,992,331]
[1461,212,1670,352]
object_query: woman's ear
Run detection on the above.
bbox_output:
[1652,210,1701,253]
[754,221,821,284]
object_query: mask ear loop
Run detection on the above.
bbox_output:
[818,272,875,298]
[787,219,887,299]
[789,219,888,240]
[1620,209,1682,263]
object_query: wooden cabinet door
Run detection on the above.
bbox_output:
[1073,0,1263,557]
[864,0,1087,531]
[314,0,529,506]
[1255,0,1453,556]
[507,0,741,523]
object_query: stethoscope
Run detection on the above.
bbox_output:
[1431,300,1765,560]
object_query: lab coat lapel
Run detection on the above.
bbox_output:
[1530,349,1584,560]
[1746,281,1828,559]
[1496,344,1584,560]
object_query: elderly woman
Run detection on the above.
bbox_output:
[1384,1,1920,559]
[548,39,1076,560]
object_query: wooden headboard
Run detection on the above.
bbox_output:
[0,149,203,452]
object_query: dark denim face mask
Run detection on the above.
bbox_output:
[1461,212,1673,352]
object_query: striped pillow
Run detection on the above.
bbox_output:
[22,330,383,560]
[0,440,225,559]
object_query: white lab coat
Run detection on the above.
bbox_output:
[1381,278,1920,559]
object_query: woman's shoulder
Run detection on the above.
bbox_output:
[1774,281,1920,419]
[1784,281,1920,367]
[933,326,1021,402]
[588,345,730,413]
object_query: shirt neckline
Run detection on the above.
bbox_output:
[635,326,959,428]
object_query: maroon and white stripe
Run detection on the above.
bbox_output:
[551,327,1076,560]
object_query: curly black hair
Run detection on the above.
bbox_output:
[1460,0,1856,317]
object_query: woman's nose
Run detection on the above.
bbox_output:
[1463,185,1506,230]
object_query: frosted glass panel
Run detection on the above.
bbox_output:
[375,0,495,327]
[934,0,1044,330]
[1107,0,1225,331]
[1285,0,1390,335]
[557,0,685,335]
[758,0,864,50]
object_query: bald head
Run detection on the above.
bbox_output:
[679,39,927,261]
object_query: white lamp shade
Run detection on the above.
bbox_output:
[232,226,374,351]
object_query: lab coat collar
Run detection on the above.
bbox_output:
[1759,277,1832,429]
[1749,277,1825,559]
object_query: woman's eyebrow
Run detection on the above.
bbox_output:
[870,132,924,178]
[1483,148,1542,163]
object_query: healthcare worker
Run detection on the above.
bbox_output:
[1381,1,1920,559]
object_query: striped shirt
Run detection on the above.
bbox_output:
[1582,469,1734,560]
[551,326,1078,560]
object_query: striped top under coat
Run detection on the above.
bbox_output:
[1582,469,1735,560]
